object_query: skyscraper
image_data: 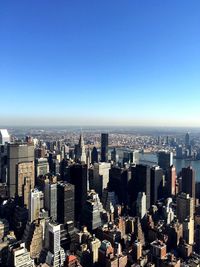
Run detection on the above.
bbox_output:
[158,151,173,171]
[91,146,98,164]
[81,190,104,231]
[101,133,108,162]
[17,161,35,206]
[44,221,65,267]
[57,182,75,232]
[69,163,87,221]
[150,166,164,205]
[166,165,176,196]
[185,132,190,147]
[136,192,146,219]
[181,166,195,199]
[176,193,194,223]
[90,162,111,198]
[7,143,35,198]
[76,134,86,163]
[44,181,57,221]
[130,164,151,210]
[0,129,10,145]
[29,189,44,222]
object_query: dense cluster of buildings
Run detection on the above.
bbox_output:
[0,128,200,266]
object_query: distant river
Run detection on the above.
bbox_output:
[140,153,200,182]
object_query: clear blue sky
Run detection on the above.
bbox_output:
[0,0,200,126]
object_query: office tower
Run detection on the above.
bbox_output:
[185,132,190,147]
[176,145,183,159]
[91,146,98,164]
[130,150,140,164]
[177,193,194,223]
[44,181,57,221]
[166,165,176,196]
[183,218,194,245]
[88,236,101,265]
[101,189,117,212]
[158,151,173,171]
[81,190,104,231]
[150,240,167,260]
[150,166,164,204]
[181,166,195,199]
[35,158,49,178]
[76,134,86,163]
[29,189,44,222]
[101,133,108,162]
[90,162,111,198]
[7,143,35,198]
[12,206,29,240]
[86,147,91,168]
[164,198,174,224]
[22,219,44,259]
[0,144,8,183]
[69,163,87,222]
[17,161,34,206]
[57,182,75,232]
[110,148,116,163]
[44,221,65,267]
[136,192,146,219]
[108,166,130,205]
[9,242,34,267]
[0,129,10,145]
[130,164,151,210]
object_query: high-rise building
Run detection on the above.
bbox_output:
[177,193,194,223]
[158,151,173,171]
[69,163,87,222]
[22,219,44,259]
[183,218,194,245]
[0,129,10,145]
[101,133,108,162]
[9,242,34,267]
[35,158,49,178]
[0,144,8,183]
[150,240,167,261]
[108,166,130,205]
[44,181,57,221]
[166,165,176,196]
[90,162,111,198]
[130,164,151,210]
[57,182,75,232]
[17,161,35,206]
[76,134,86,163]
[150,166,164,205]
[44,221,65,267]
[29,189,44,222]
[7,143,35,198]
[185,132,190,147]
[181,166,195,199]
[136,192,146,219]
[91,147,98,164]
[81,190,105,231]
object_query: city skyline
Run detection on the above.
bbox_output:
[1,0,200,127]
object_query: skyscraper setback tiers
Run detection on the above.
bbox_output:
[0,128,200,266]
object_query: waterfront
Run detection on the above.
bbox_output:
[140,153,200,181]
